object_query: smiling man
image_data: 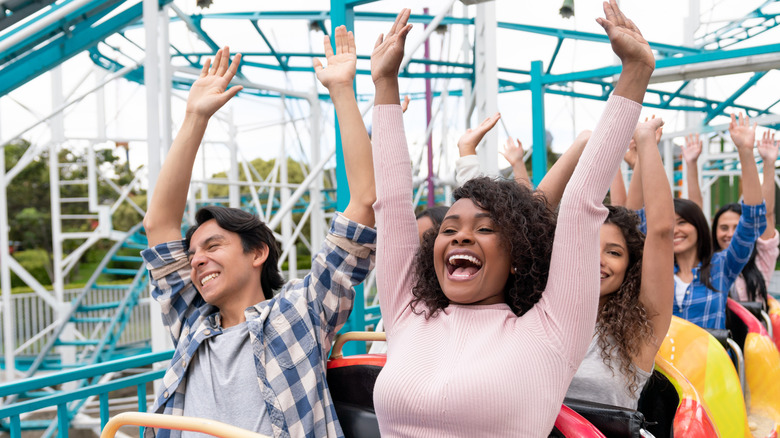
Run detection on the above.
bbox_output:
[141,45,376,438]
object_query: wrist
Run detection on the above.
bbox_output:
[182,112,211,127]
[458,145,477,157]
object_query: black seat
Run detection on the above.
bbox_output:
[637,370,679,438]
[327,362,382,438]
[560,398,646,438]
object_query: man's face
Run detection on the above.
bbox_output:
[187,219,262,309]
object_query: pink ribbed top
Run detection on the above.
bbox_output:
[371,95,641,437]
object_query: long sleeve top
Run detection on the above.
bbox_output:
[141,214,376,438]
[370,95,641,437]
[732,229,779,302]
[673,201,766,329]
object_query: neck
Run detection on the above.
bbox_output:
[218,287,266,329]
[675,247,700,273]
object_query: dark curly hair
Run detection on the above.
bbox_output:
[410,176,558,317]
[598,205,653,396]
[712,203,768,304]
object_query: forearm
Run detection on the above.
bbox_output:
[374,77,400,106]
[685,160,703,209]
[740,149,763,205]
[610,167,627,206]
[625,162,644,210]
[612,64,653,104]
[330,86,376,226]
[513,161,531,189]
[145,114,208,246]
[762,161,776,235]
[637,136,674,237]
[537,139,587,210]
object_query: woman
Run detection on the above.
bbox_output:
[669,114,767,329]
[566,119,674,409]
[709,130,779,305]
[369,3,655,435]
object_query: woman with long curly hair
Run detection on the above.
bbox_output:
[368,3,656,435]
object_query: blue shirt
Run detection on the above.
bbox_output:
[141,213,376,438]
[672,202,766,329]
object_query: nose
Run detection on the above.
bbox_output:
[189,250,206,268]
[452,229,473,245]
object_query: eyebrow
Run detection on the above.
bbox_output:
[442,212,492,222]
[604,243,626,250]
[186,235,227,256]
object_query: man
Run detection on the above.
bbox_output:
[142,42,376,438]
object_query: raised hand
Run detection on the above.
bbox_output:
[371,9,413,83]
[456,112,500,157]
[729,112,757,152]
[186,47,243,119]
[595,0,654,72]
[401,95,411,113]
[634,116,664,146]
[758,130,779,163]
[500,137,525,167]
[313,25,356,90]
[682,133,702,165]
[624,139,638,169]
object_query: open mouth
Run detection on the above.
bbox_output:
[201,272,220,286]
[446,253,483,280]
[600,271,608,280]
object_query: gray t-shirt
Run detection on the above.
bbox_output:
[566,334,652,410]
[182,321,273,437]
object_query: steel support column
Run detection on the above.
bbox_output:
[530,61,546,187]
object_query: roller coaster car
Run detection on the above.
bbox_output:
[326,333,715,438]
[767,296,780,352]
[726,299,780,436]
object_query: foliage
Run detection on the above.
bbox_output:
[11,249,51,288]
[3,139,145,285]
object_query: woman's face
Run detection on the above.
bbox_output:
[433,198,511,306]
[673,213,698,255]
[599,223,629,299]
[714,211,740,251]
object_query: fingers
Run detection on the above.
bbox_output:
[730,112,737,129]
[209,48,222,76]
[216,46,230,76]
[478,112,501,132]
[223,85,243,102]
[609,0,627,28]
[388,8,411,38]
[348,30,356,55]
[374,33,384,49]
[226,52,242,80]
[323,35,334,59]
[313,58,323,74]
[200,58,211,78]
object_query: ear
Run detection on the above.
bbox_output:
[252,244,270,269]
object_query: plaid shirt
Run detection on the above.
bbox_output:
[141,213,376,438]
[672,202,766,329]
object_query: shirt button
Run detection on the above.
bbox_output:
[164,391,169,398]
[203,329,211,336]
[181,359,187,368]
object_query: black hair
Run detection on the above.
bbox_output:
[673,199,715,290]
[184,206,284,300]
[712,203,767,304]
[416,206,449,228]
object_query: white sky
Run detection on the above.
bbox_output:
[1,0,778,183]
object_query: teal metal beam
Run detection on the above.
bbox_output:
[530,61,546,187]
[696,0,780,50]
[250,20,289,71]
[703,71,768,124]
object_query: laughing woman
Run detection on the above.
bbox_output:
[369,3,655,436]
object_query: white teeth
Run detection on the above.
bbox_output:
[448,254,482,266]
[600,272,608,279]
[201,273,219,285]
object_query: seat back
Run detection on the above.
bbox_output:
[562,398,646,438]
[636,370,679,438]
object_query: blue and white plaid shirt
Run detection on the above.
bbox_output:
[141,213,376,438]
[672,202,766,329]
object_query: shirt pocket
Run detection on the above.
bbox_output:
[267,307,316,369]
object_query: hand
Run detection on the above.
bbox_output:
[186,47,243,118]
[500,137,525,167]
[575,130,592,145]
[758,130,779,163]
[682,133,702,165]
[634,116,664,146]
[371,9,413,83]
[457,113,500,157]
[624,139,638,169]
[313,25,357,90]
[729,112,757,153]
[596,0,654,73]
[401,95,411,113]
